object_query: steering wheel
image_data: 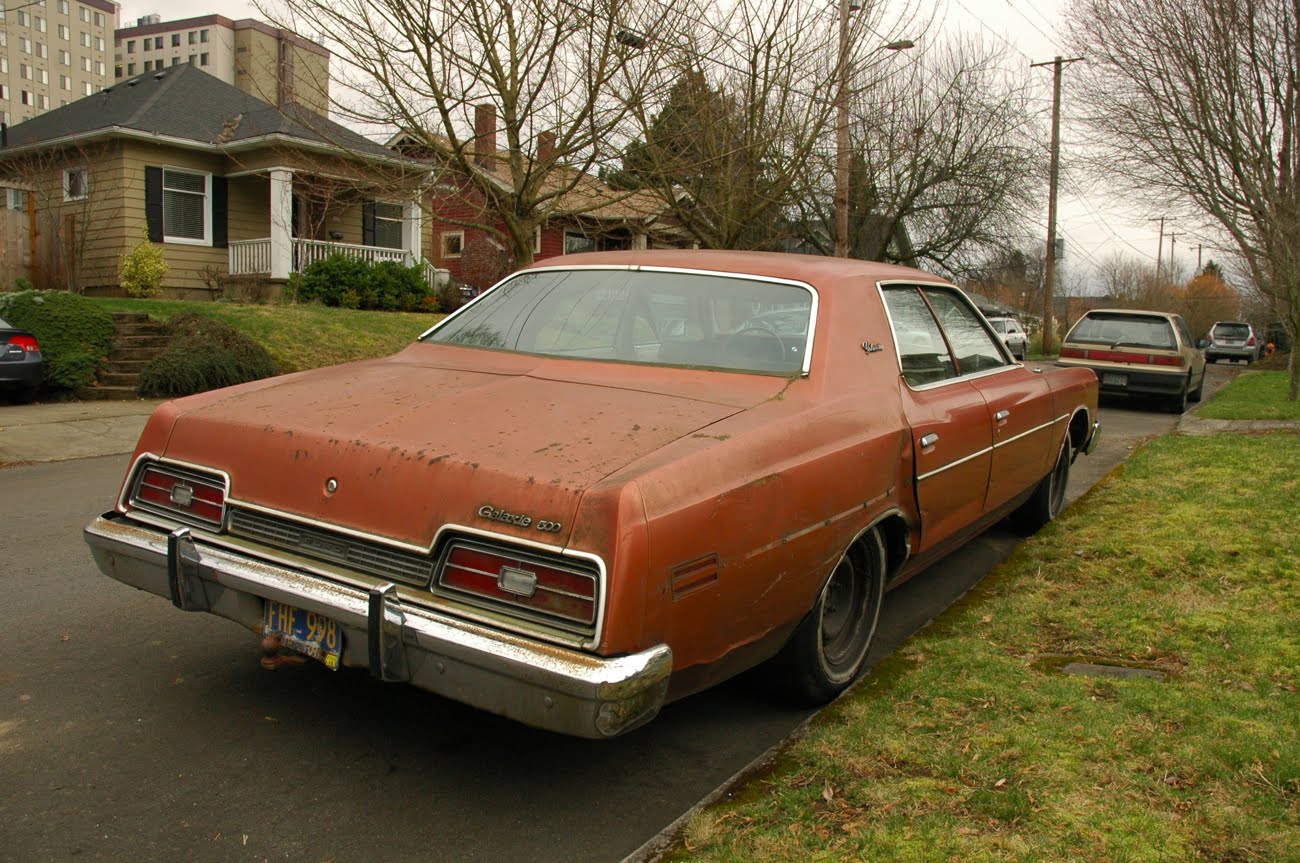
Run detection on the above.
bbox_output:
[723,324,790,367]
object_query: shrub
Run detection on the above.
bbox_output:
[138,313,278,398]
[0,290,113,393]
[293,253,435,312]
[119,228,169,298]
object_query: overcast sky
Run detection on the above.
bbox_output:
[117,0,1208,290]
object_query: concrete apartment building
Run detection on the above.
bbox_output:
[0,0,120,126]
[114,15,330,116]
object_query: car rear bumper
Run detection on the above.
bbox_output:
[1058,362,1187,397]
[1208,346,1255,360]
[0,357,42,386]
[84,512,672,739]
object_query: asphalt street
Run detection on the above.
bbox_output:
[0,364,1238,863]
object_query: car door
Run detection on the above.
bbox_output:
[918,290,1055,515]
[882,284,994,554]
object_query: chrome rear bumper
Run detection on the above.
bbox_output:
[84,513,671,739]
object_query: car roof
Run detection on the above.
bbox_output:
[524,249,952,287]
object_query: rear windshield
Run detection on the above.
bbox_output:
[1068,313,1176,349]
[423,268,814,375]
[1212,323,1250,338]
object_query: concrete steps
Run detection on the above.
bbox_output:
[78,313,168,400]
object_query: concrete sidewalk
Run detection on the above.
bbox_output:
[0,399,162,466]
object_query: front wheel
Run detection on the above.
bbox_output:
[769,527,886,705]
[1010,434,1071,534]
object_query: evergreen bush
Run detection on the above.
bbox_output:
[0,290,114,393]
[138,313,278,397]
[293,253,435,312]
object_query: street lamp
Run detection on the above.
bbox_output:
[834,5,913,258]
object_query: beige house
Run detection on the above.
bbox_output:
[0,63,430,297]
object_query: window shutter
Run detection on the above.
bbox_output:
[212,176,228,248]
[144,166,163,242]
[362,200,376,246]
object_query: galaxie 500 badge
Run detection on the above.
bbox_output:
[478,504,562,533]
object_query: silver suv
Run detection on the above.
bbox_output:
[1206,321,1258,364]
[986,316,1028,360]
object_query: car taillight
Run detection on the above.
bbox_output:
[129,462,227,529]
[8,334,39,352]
[1149,354,1184,366]
[1247,335,1256,346]
[1059,346,1085,359]
[437,540,598,631]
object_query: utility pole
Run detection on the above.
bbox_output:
[1168,232,1178,275]
[1031,55,1084,354]
[1148,216,1166,278]
[1195,243,1203,271]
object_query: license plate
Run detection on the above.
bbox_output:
[263,600,343,669]
[1102,372,1127,386]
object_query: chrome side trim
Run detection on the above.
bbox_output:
[991,414,1065,449]
[86,514,670,739]
[916,444,993,483]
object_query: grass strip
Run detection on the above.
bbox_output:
[91,299,440,373]
[1197,371,1300,421]
[672,432,1300,863]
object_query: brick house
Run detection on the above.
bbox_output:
[400,104,690,289]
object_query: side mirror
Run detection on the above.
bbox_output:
[1197,338,1210,349]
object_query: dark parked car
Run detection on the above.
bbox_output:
[1058,308,1207,413]
[0,316,42,403]
[85,251,1100,738]
[1206,321,1259,364]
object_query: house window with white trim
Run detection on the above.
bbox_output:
[64,166,88,201]
[563,231,596,254]
[7,188,25,210]
[533,226,542,254]
[162,168,210,243]
[440,231,464,258]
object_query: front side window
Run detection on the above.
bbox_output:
[162,168,209,243]
[424,268,814,375]
[64,166,88,201]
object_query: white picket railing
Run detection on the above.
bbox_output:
[229,238,451,288]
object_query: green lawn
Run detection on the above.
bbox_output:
[1197,370,1300,420]
[668,431,1300,862]
[91,298,441,373]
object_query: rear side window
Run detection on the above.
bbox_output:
[1068,314,1176,350]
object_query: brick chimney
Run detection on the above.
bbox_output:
[474,103,497,167]
[538,130,556,163]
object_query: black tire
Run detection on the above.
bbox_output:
[1010,434,1070,534]
[769,526,886,705]
[6,384,36,405]
[1189,369,1205,403]
[1167,376,1190,413]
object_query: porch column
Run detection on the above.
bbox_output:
[631,231,648,251]
[402,200,423,264]
[270,169,294,280]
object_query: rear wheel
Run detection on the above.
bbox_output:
[769,527,886,704]
[1167,376,1190,413]
[1189,369,1205,403]
[1011,434,1070,534]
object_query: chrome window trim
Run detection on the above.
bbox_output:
[418,264,820,378]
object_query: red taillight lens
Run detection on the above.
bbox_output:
[130,463,227,528]
[1247,335,1256,346]
[1059,346,1085,359]
[8,334,39,352]
[438,541,598,630]
[1149,354,1185,366]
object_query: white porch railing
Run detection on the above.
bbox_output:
[229,239,449,287]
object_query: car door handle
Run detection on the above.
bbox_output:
[920,433,939,448]
[994,409,1010,422]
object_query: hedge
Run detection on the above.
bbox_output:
[292,254,437,312]
[0,289,114,393]
[138,313,278,398]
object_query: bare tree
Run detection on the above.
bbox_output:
[792,36,1043,274]
[612,0,847,250]
[1067,0,1300,397]
[264,0,688,267]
